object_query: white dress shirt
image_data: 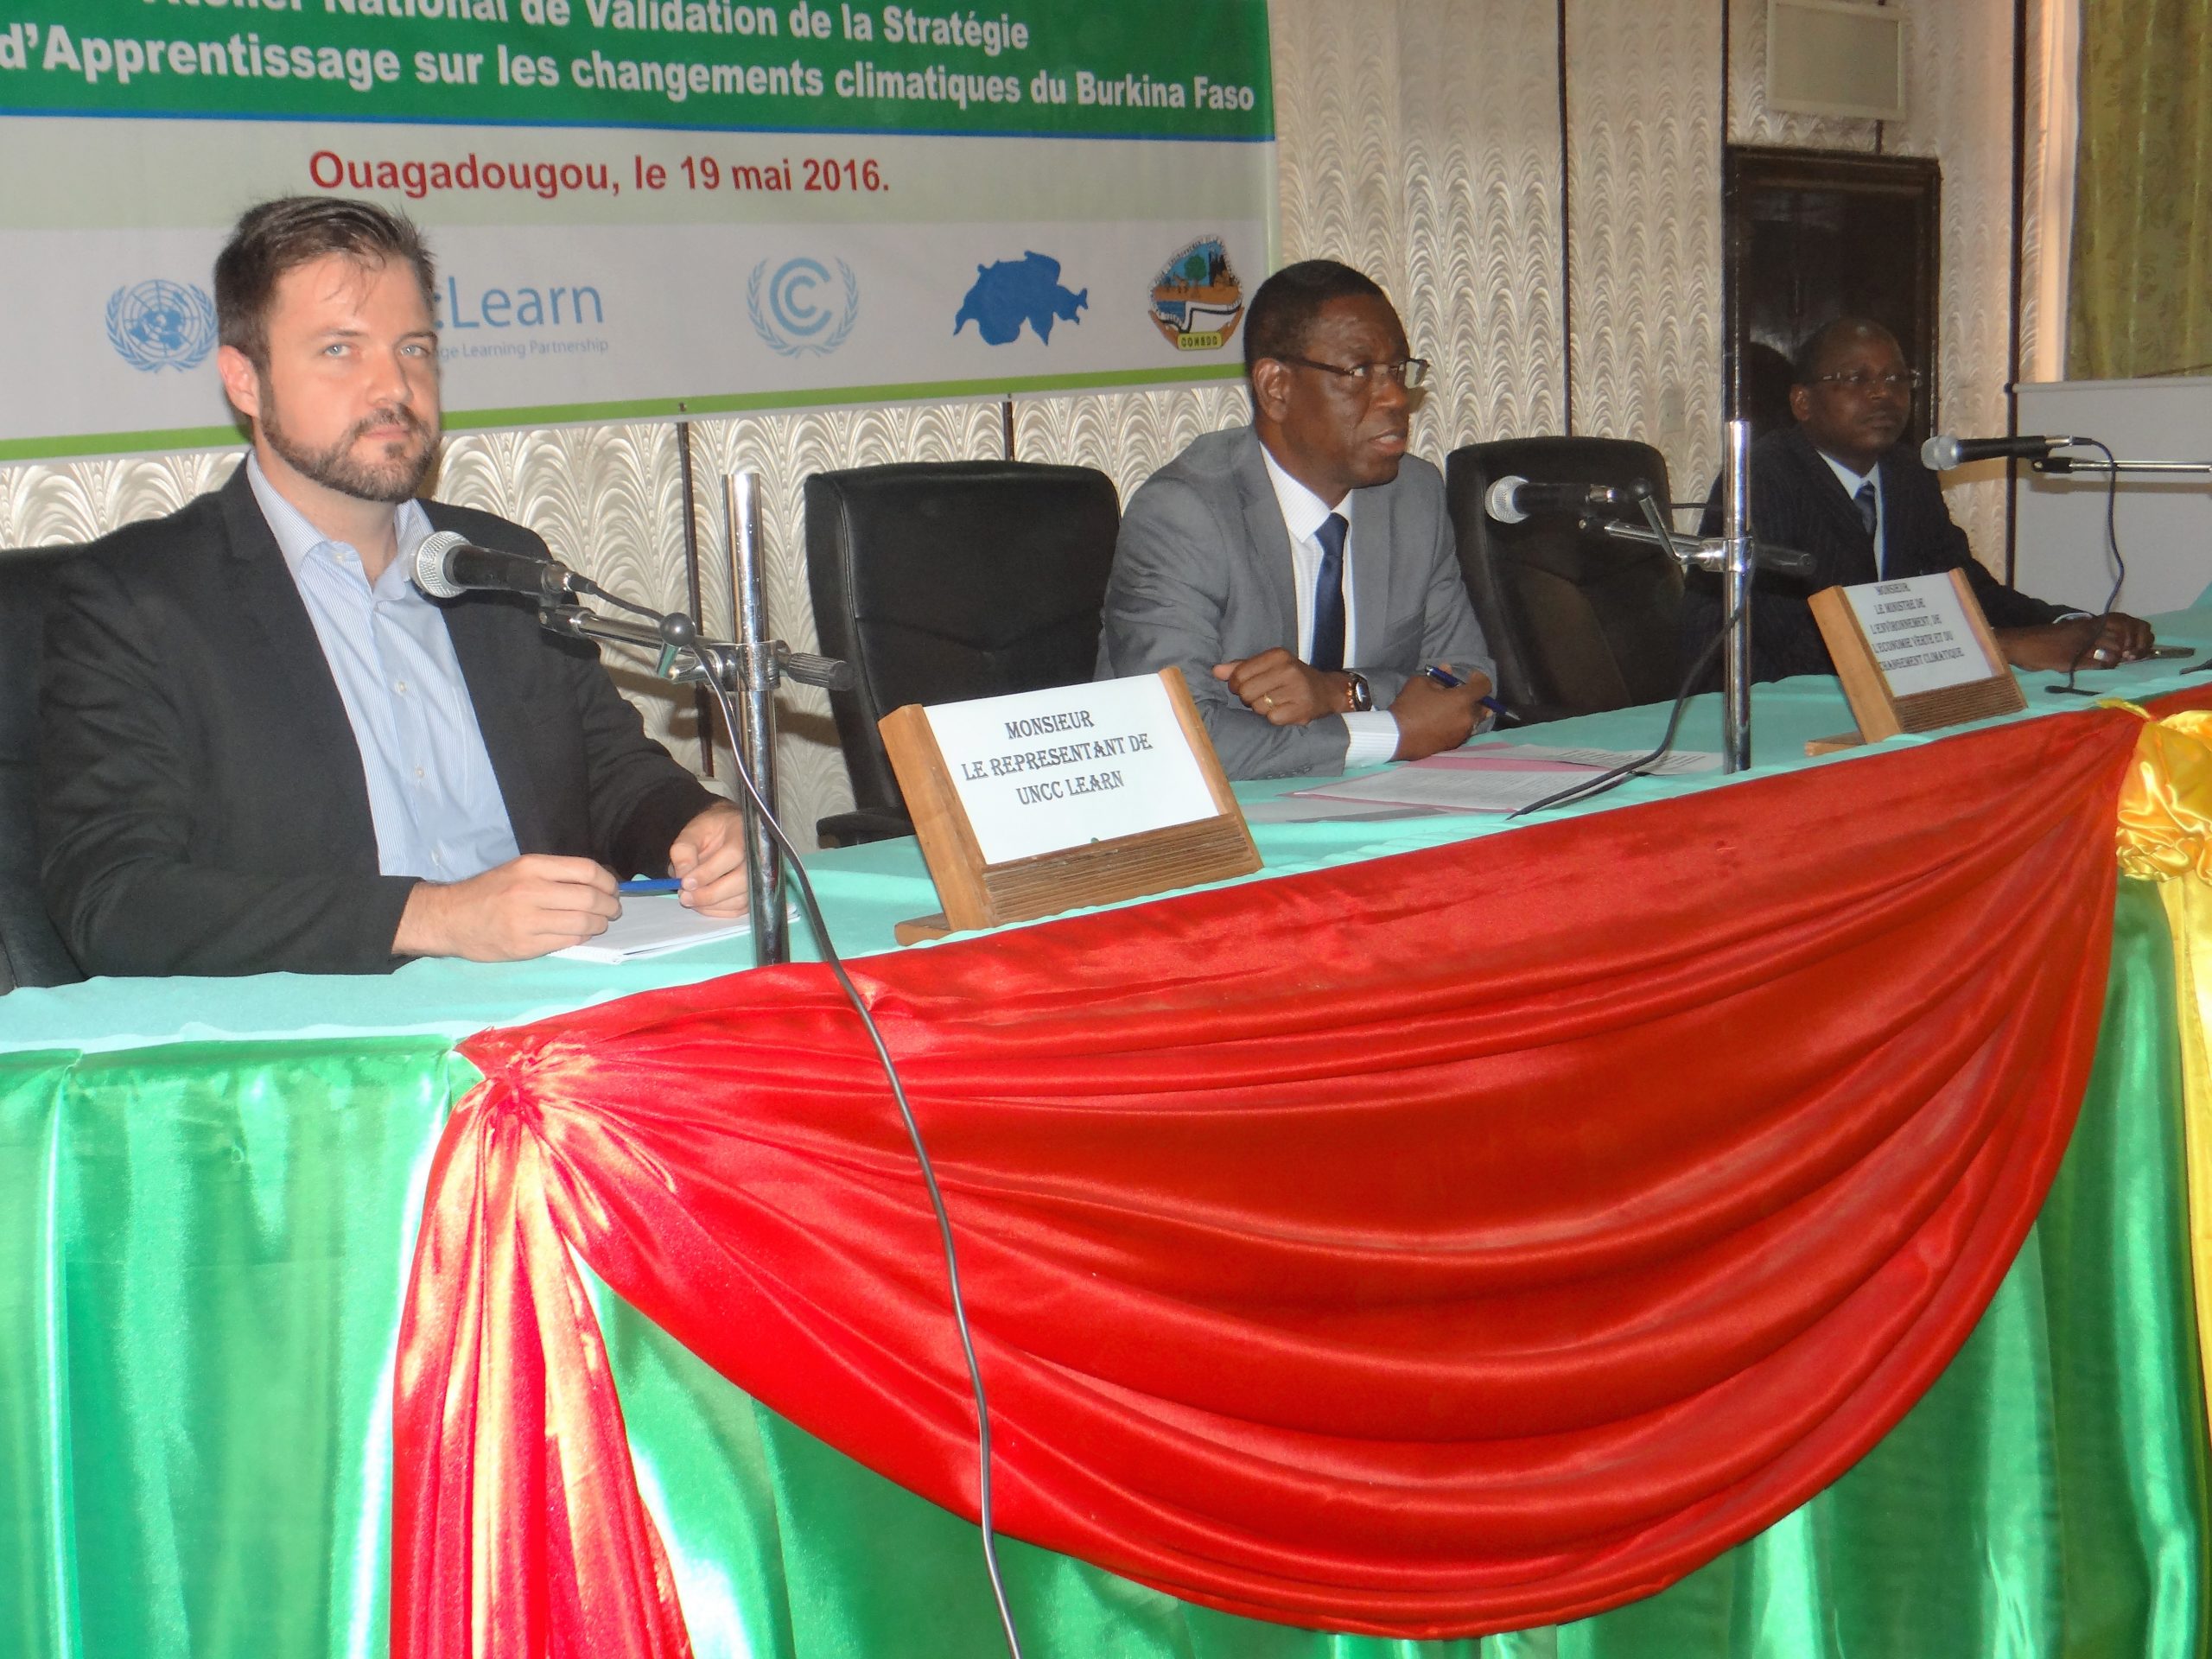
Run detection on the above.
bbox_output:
[1258,446,1401,766]
[248,456,521,882]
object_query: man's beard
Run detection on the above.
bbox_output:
[260,385,438,504]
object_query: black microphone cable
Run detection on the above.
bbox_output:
[1508,603,1741,819]
[690,672,1027,1659]
[567,573,664,620]
[2043,439,2128,698]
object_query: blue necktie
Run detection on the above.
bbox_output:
[1311,512,1348,674]
[1854,480,1879,577]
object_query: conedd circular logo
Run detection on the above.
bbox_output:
[1147,238,1243,353]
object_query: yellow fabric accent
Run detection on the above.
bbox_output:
[2157,880,2212,1446]
[2116,704,2212,1438]
[2115,709,2212,880]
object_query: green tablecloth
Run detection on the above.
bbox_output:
[6,639,2212,1656]
[13,643,2209,1054]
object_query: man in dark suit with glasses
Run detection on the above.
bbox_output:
[1688,315,2154,683]
[1096,258,1493,780]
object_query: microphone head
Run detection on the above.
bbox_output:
[1484,474,1532,524]
[1921,435,1961,471]
[412,530,469,600]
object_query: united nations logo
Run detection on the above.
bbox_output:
[1148,237,1243,352]
[105,279,219,373]
[746,257,859,358]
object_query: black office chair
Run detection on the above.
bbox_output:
[804,461,1122,848]
[0,546,87,991]
[1443,437,1683,723]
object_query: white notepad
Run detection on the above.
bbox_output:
[551,893,755,963]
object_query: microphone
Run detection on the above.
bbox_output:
[412,530,578,604]
[1920,433,2082,470]
[1484,475,1627,524]
[1751,542,1817,579]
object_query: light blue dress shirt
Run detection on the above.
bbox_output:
[248,457,521,882]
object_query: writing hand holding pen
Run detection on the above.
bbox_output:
[1420,663,1510,723]
[1386,663,1491,760]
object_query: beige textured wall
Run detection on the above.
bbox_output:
[0,0,2031,848]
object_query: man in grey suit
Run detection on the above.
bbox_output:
[1096,259,1492,779]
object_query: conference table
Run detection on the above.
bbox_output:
[5,618,2211,1659]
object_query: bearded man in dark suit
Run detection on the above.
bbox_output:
[40,197,748,976]
[1686,316,2154,682]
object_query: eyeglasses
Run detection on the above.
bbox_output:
[1809,369,1922,394]
[1277,353,1432,391]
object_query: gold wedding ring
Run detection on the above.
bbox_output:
[1261,693,1275,709]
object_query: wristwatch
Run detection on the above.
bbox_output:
[1344,671,1373,713]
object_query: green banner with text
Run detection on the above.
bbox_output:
[0,0,1275,459]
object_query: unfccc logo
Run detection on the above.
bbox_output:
[746,257,859,357]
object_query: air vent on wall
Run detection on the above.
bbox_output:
[1767,0,1908,122]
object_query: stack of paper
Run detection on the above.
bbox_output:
[553,893,756,963]
[1281,743,1722,816]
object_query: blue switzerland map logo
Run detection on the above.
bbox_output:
[105,279,218,372]
[747,257,860,358]
[953,251,1087,346]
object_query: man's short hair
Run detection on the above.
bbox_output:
[1243,259,1388,375]
[215,196,435,370]
[1791,316,1903,386]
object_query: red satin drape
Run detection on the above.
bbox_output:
[394,702,2155,1653]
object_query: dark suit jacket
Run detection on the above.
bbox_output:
[1686,425,2068,683]
[39,464,714,977]
[1094,424,1491,779]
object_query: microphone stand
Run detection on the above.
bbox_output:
[536,470,852,968]
[2031,456,2212,478]
[1569,421,1758,772]
[1718,420,1753,772]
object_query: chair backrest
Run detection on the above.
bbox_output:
[804,460,1122,835]
[0,546,88,991]
[1442,437,1683,719]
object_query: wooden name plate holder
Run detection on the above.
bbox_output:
[1805,568,2026,755]
[879,668,1261,944]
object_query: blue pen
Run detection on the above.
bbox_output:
[1421,664,1510,721]
[619,877,683,894]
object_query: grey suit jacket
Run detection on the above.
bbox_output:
[1094,425,1491,779]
